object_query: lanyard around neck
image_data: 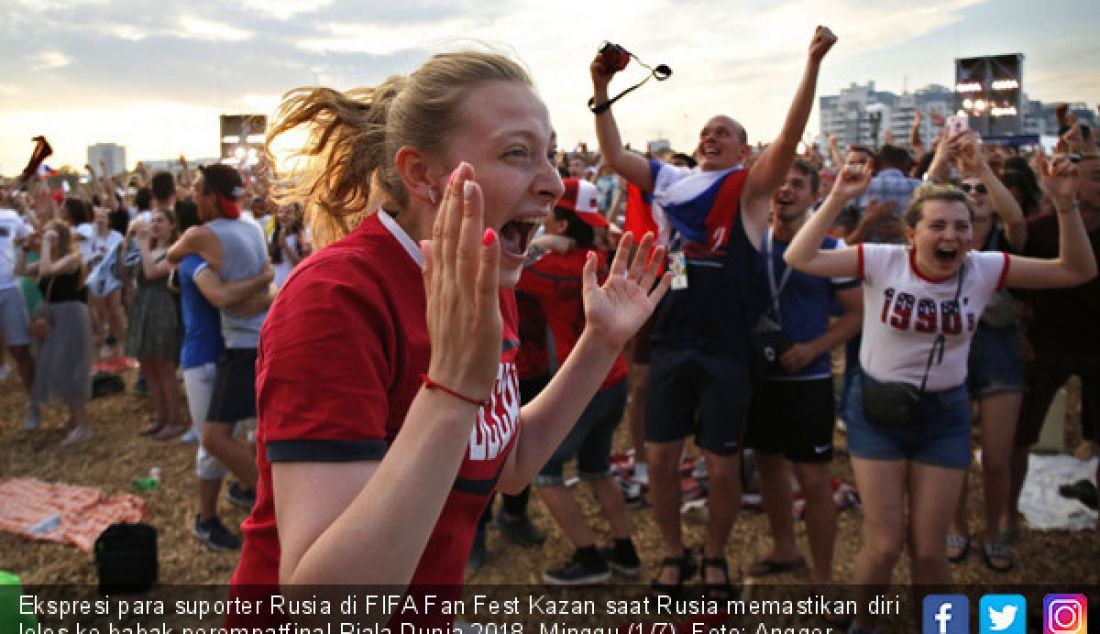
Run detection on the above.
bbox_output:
[762,228,794,319]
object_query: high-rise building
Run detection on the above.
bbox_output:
[87,143,126,176]
[818,81,948,153]
[822,73,1090,154]
[647,138,672,155]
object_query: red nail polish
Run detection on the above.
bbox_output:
[482,228,496,246]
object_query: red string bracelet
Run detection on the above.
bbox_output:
[420,374,489,407]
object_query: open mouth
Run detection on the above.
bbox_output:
[700,147,721,158]
[498,217,543,257]
[934,246,959,265]
[773,192,795,206]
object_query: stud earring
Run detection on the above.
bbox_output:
[428,187,441,205]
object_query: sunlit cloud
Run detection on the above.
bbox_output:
[299,20,481,56]
[105,23,148,41]
[14,0,108,11]
[31,50,71,71]
[234,0,334,21]
[178,15,253,42]
[1,0,1097,174]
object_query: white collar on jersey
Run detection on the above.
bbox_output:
[377,209,424,269]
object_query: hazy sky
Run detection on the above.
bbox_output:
[1,0,1097,175]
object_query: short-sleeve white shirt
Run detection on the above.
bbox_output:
[0,208,33,289]
[858,243,1010,391]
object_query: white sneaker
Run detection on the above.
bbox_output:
[179,428,199,444]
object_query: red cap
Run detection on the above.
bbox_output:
[557,178,608,227]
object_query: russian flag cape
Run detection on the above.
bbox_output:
[648,159,749,256]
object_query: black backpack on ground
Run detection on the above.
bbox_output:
[94,522,157,594]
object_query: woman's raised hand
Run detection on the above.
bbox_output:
[831,157,874,202]
[421,162,502,403]
[581,231,671,353]
[1038,152,1079,211]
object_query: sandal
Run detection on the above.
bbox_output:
[650,549,697,598]
[701,557,736,601]
[138,420,165,436]
[982,542,1013,573]
[61,426,95,445]
[153,423,187,440]
[946,533,970,563]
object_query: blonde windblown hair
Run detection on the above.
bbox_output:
[266,51,532,249]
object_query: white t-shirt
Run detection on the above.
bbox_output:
[88,230,124,266]
[74,222,97,264]
[0,208,33,290]
[858,243,1010,391]
[273,233,298,289]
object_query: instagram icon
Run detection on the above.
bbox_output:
[1044,595,1088,634]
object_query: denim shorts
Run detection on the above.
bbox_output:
[844,370,972,470]
[536,379,627,485]
[967,323,1024,398]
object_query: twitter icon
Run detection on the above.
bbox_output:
[980,595,1026,634]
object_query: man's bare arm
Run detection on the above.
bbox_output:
[742,26,837,246]
[194,264,274,314]
[167,225,222,270]
[590,56,654,190]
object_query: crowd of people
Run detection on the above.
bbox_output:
[2,25,1098,634]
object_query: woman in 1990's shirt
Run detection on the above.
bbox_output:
[784,152,1095,632]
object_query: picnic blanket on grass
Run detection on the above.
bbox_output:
[0,478,145,552]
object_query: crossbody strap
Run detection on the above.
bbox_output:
[917,262,965,395]
[42,274,58,304]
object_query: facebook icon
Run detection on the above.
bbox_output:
[924,595,969,634]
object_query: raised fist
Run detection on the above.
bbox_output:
[809,26,837,62]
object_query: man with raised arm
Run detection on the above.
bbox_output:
[589,26,837,596]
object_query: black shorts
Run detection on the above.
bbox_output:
[645,346,749,455]
[745,377,836,463]
[206,348,258,424]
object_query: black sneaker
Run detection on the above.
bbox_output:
[543,549,611,586]
[193,515,240,551]
[602,542,642,577]
[494,511,546,547]
[226,482,256,511]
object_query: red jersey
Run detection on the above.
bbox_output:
[515,290,551,380]
[230,212,520,616]
[624,181,657,239]
[516,248,627,390]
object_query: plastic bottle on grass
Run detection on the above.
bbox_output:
[133,467,162,491]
